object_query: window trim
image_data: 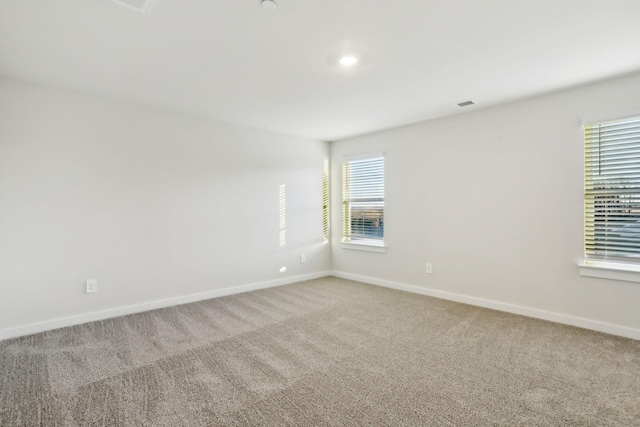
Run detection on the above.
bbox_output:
[341,152,385,252]
[322,158,330,243]
[580,113,640,281]
[579,260,640,283]
[340,241,387,253]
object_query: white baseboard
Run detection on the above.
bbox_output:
[331,271,640,341]
[0,271,332,341]
[5,270,639,342]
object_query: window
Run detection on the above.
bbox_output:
[342,154,384,247]
[323,159,330,242]
[584,116,640,263]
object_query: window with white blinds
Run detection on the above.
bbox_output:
[585,116,640,261]
[323,159,329,242]
[342,154,384,245]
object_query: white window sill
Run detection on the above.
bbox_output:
[341,241,387,253]
[578,260,640,283]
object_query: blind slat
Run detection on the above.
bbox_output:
[584,117,640,260]
[342,156,384,242]
[322,159,329,242]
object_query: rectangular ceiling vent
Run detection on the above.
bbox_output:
[109,0,156,14]
[457,100,475,107]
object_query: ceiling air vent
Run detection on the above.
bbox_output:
[457,100,475,107]
[109,0,156,14]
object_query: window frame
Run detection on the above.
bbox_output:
[580,114,640,282]
[323,158,330,243]
[340,153,386,253]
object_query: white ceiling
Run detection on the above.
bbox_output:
[1,0,640,141]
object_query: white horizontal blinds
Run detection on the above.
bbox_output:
[585,116,640,260]
[323,159,330,242]
[342,155,384,243]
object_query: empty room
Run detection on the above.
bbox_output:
[2,0,640,425]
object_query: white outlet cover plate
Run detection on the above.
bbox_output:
[86,279,98,293]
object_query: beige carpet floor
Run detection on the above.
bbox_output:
[1,276,639,426]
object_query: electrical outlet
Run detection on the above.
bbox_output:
[425,263,433,274]
[300,254,306,264]
[86,279,98,293]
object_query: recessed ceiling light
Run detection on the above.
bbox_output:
[339,55,358,67]
[261,0,277,10]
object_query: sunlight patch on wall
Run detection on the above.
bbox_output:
[279,184,286,247]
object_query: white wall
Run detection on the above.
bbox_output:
[331,71,640,336]
[4,71,640,340]
[0,79,330,337]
